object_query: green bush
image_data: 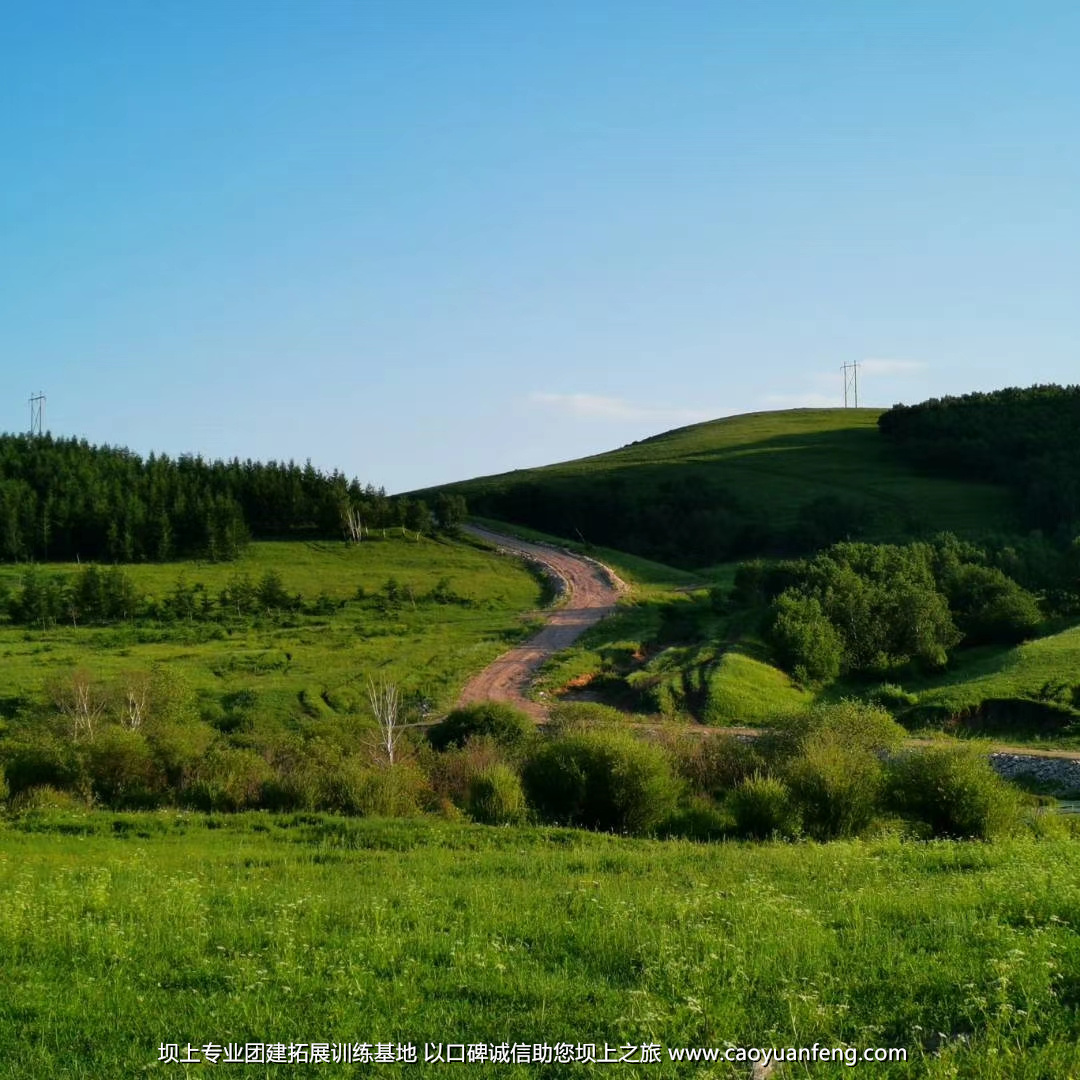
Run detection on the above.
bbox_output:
[886,744,1022,838]
[657,796,730,842]
[729,773,801,840]
[785,736,884,839]
[768,593,844,685]
[146,720,216,789]
[184,746,273,811]
[662,733,764,798]
[769,700,906,764]
[82,726,162,809]
[0,731,82,797]
[945,564,1042,644]
[428,701,535,754]
[422,737,505,809]
[523,729,680,835]
[467,764,527,825]
[327,759,428,817]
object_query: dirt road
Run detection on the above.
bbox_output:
[457,526,626,719]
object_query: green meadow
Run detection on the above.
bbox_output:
[0,537,543,725]
[2,813,1079,1079]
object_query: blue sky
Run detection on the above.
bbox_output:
[2,1,1077,492]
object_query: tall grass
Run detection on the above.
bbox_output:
[1,814,1078,1077]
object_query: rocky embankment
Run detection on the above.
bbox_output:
[989,752,1080,795]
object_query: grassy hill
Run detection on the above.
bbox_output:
[436,410,1080,745]
[433,409,1016,566]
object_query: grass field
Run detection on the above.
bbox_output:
[0,537,543,726]
[446,409,1016,543]
[1,812,1078,1079]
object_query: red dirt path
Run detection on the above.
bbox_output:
[457,526,626,719]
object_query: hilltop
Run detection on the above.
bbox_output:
[427,408,1016,568]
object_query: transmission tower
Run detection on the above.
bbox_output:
[29,392,46,436]
[841,362,860,408]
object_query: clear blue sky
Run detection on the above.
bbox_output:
[3,1,1077,492]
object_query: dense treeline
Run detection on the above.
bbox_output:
[734,535,1049,685]
[0,433,457,562]
[879,384,1080,535]
[457,476,866,567]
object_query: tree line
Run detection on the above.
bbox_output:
[0,433,467,562]
[1,563,473,629]
[879,384,1080,536]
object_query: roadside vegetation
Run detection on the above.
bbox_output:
[1,686,1060,845]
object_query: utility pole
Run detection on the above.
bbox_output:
[29,391,46,435]
[840,363,859,408]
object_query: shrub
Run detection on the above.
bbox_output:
[0,730,81,797]
[768,700,906,764]
[785,736,884,839]
[662,733,764,798]
[0,767,8,804]
[428,701,535,754]
[657,796,730,842]
[146,720,216,790]
[184,746,273,811]
[467,764,527,825]
[768,593,844,685]
[886,744,1022,838]
[326,759,428,817]
[423,736,506,809]
[523,729,680,835]
[729,773,801,839]
[82,726,162,808]
[946,564,1042,644]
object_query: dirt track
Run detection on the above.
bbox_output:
[457,526,626,719]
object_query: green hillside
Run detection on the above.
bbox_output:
[434,409,1016,567]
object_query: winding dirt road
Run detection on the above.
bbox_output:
[455,528,1080,772]
[457,526,627,719]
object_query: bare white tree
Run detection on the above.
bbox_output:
[51,668,106,742]
[120,670,152,731]
[342,504,364,543]
[367,678,403,765]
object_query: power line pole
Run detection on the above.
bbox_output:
[840,362,859,408]
[29,391,46,436]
